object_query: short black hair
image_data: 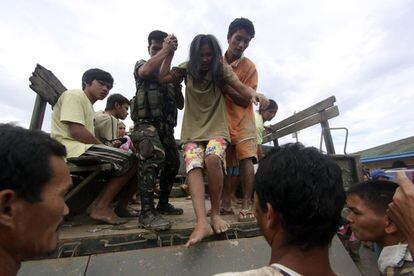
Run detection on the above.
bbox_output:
[0,124,67,203]
[347,180,398,215]
[255,143,345,249]
[82,68,114,90]
[148,30,168,47]
[105,93,130,111]
[227,17,255,40]
[260,99,278,112]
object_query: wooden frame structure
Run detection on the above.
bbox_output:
[262,96,339,154]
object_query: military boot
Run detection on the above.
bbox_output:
[156,190,184,215]
[139,191,171,231]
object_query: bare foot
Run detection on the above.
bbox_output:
[210,215,230,234]
[90,208,127,225]
[185,222,214,247]
[230,195,242,205]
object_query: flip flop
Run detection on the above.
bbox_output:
[238,209,256,222]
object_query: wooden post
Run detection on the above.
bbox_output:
[273,139,279,147]
[321,120,335,154]
[29,94,47,130]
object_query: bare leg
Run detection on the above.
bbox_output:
[185,168,214,247]
[116,170,139,210]
[90,164,136,222]
[221,174,232,211]
[205,155,229,234]
[240,158,254,211]
[229,175,241,204]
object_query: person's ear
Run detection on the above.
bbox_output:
[0,189,17,229]
[385,215,399,235]
[266,202,280,229]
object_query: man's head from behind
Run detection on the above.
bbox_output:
[0,124,71,262]
[105,93,130,120]
[254,143,345,250]
[147,30,168,57]
[346,181,399,245]
[227,18,255,59]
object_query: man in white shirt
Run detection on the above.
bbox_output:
[217,143,345,275]
[347,180,413,275]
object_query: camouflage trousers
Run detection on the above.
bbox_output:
[130,122,180,199]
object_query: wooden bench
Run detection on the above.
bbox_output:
[262,96,342,154]
[29,64,112,213]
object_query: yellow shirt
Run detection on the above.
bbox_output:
[255,111,264,145]
[94,111,118,144]
[51,89,95,158]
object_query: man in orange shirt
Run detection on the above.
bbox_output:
[221,18,267,221]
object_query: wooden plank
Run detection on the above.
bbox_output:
[263,106,339,144]
[321,120,336,154]
[267,96,336,132]
[29,64,66,106]
[29,95,47,130]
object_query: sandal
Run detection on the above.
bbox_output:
[238,209,256,222]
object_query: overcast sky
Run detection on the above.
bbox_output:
[0,0,413,153]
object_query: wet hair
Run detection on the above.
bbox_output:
[105,93,130,111]
[227,17,255,40]
[0,124,67,203]
[187,34,223,85]
[347,180,398,215]
[255,143,345,249]
[148,30,168,47]
[260,99,278,112]
[82,68,114,90]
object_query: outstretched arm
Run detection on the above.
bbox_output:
[137,35,177,79]
[227,78,255,104]
[158,51,176,84]
[223,84,251,108]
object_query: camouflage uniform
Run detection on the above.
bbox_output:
[131,60,180,204]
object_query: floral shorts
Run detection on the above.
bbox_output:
[183,137,227,173]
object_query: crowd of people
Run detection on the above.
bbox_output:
[0,17,413,276]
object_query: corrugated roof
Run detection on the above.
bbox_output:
[355,136,414,158]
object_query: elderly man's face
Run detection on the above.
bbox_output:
[9,156,71,259]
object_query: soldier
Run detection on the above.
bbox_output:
[130,30,184,230]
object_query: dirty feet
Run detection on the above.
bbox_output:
[210,215,230,234]
[185,222,214,247]
[90,208,128,225]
